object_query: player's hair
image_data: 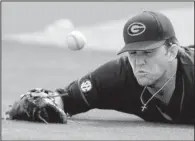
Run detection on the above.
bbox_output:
[164,37,179,47]
[164,37,192,58]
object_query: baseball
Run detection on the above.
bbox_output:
[66,30,86,50]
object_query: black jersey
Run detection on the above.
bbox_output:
[61,46,194,124]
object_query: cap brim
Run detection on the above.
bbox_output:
[117,40,166,55]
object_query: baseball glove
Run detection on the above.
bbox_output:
[5,88,67,124]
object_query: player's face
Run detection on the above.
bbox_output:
[128,45,169,86]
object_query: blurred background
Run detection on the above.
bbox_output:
[2,2,194,51]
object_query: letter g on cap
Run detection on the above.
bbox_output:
[127,22,146,36]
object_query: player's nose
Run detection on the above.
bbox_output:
[135,56,146,66]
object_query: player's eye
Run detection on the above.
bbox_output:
[144,51,153,55]
[129,52,136,55]
[144,51,152,54]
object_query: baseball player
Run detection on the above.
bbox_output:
[6,11,194,124]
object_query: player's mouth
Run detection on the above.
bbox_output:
[135,70,148,76]
[136,70,148,73]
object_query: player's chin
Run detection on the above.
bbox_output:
[136,77,154,86]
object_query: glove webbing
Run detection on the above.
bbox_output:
[24,93,68,124]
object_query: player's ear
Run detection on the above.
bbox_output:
[167,44,179,62]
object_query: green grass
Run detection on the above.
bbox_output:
[2,42,194,140]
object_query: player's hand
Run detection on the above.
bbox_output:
[5,88,67,124]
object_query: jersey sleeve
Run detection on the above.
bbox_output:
[59,57,131,116]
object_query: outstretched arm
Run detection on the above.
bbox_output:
[56,57,130,116]
[5,57,131,123]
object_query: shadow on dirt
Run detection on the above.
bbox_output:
[69,117,193,128]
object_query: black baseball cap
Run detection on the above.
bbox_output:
[117,11,176,55]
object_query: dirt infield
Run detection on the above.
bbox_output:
[2,109,194,140]
[2,42,194,140]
